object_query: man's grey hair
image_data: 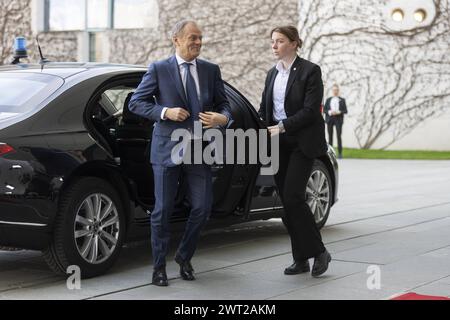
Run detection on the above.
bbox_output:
[170,20,198,39]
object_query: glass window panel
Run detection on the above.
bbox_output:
[49,0,86,31]
[88,32,106,62]
[0,73,64,114]
[87,0,109,29]
[103,87,135,112]
[114,0,157,29]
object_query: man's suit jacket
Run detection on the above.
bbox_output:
[324,97,348,124]
[259,56,327,159]
[128,55,232,167]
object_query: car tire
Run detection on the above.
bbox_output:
[307,160,333,230]
[43,177,125,278]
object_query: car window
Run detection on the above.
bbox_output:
[0,73,64,115]
[102,86,135,113]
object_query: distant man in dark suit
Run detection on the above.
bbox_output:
[128,20,232,286]
[324,84,348,159]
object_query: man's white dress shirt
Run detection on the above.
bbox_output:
[329,97,341,116]
[161,54,201,120]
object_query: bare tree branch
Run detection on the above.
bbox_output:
[300,0,450,149]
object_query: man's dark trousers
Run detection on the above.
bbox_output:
[151,162,212,269]
[327,117,343,156]
[275,135,326,261]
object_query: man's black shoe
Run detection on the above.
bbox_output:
[152,268,168,287]
[312,250,332,277]
[284,260,310,275]
[175,255,195,281]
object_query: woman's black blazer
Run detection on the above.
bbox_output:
[259,56,328,159]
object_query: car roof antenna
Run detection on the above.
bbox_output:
[36,35,50,65]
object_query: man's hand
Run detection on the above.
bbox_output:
[267,125,281,137]
[199,112,228,128]
[329,110,341,116]
[165,108,190,122]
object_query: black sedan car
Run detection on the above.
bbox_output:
[0,62,339,278]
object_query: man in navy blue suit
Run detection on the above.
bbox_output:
[128,20,232,286]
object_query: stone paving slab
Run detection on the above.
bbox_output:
[0,159,449,300]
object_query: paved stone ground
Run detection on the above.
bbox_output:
[0,159,449,300]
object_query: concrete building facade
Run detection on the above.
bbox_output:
[1,0,449,150]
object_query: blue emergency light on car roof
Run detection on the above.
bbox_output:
[11,36,28,64]
[15,37,27,52]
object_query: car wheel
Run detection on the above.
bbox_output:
[306,160,333,230]
[43,177,125,278]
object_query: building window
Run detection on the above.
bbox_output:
[89,32,105,62]
[87,0,110,29]
[48,0,86,31]
[41,0,158,62]
[46,0,157,31]
[113,0,157,29]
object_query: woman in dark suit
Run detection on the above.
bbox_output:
[259,26,331,277]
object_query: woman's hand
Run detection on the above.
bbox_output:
[199,112,228,128]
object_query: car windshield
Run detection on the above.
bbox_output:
[0,72,64,116]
